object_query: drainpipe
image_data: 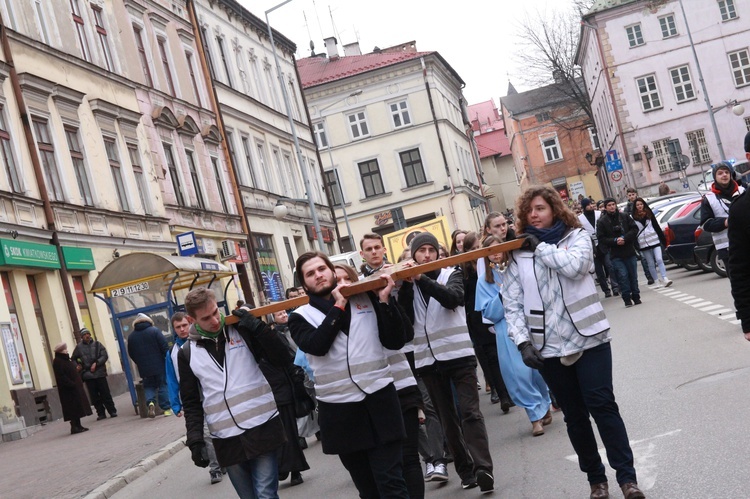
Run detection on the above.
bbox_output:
[512,115,535,184]
[421,57,458,228]
[187,0,261,306]
[0,13,81,342]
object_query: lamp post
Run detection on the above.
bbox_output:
[265,0,326,253]
[317,90,363,252]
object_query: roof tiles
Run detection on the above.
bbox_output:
[297,51,433,88]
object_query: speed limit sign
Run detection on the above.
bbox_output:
[610,170,623,182]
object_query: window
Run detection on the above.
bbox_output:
[133,26,152,86]
[288,81,302,120]
[185,150,205,210]
[686,129,711,165]
[390,100,411,128]
[92,6,113,71]
[255,141,272,190]
[347,111,369,139]
[128,143,150,214]
[2,0,16,31]
[625,24,644,47]
[271,148,288,194]
[185,51,201,105]
[728,49,750,87]
[211,157,229,213]
[745,116,750,131]
[534,111,551,123]
[541,135,562,163]
[0,109,21,193]
[32,118,63,201]
[358,159,384,198]
[313,122,327,148]
[104,137,128,211]
[282,152,300,197]
[157,38,175,96]
[588,127,601,150]
[652,138,671,174]
[324,170,342,206]
[216,36,233,88]
[636,74,662,111]
[719,0,737,21]
[240,136,257,187]
[70,0,91,62]
[65,127,93,206]
[659,14,677,38]
[264,65,280,109]
[34,0,50,45]
[163,142,184,206]
[201,27,216,79]
[399,149,426,187]
[670,65,695,102]
[250,55,265,103]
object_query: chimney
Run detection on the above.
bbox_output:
[343,42,361,56]
[324,37,339,59]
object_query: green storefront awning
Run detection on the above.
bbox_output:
[62,247,96,270]
[0,239,60,269]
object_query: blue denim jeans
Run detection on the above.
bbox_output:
[611,256,640,301]
[541,343,637,486]
[226,451,279,499]
[142,374,170,410]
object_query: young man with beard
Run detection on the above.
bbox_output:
[178,287,292,498]
[597,199,641,307]
[578,198,618,298]
[288,251,410,498]
[398,232,495,493]
[702,161,745,274]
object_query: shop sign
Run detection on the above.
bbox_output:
[111,281,150,297]
[0,239,60,269]
[201,262,220,271]
[62,247,96,270]
[374,211,392,226]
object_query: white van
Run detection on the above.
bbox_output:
[328,251,364,275]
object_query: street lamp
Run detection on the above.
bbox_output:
[265,0,326,253]
[317,90,363,252]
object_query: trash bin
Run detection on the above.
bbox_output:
[135,381,148,418]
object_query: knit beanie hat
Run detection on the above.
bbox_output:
[580,198,592,210]
[133,313,153,326]
[712,161,735,177]
[54,342,67,353]
[603,197,617,207]
[410,232,439,255]
[80,327,91,336]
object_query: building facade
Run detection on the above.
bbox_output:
[298,40,487,254]
[577,0,750,196]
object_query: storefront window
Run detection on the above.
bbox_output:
[28,275,53,375]
[1,272,32,386]
[254,235,284,302]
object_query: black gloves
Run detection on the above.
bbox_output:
[190,444,210,468]
[232,308,266,336]
[518,341,545,370]
[519,233,540,252]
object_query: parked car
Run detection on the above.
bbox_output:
[651,193,701,229]
[693,227,727,277]
[664,199,703,271]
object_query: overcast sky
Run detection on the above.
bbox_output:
[245,0,569,106]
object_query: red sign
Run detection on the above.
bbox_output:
[306,226,335,243]
[610,170,623,182]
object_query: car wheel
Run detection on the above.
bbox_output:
[697,252,712,273]
[711,250,728,278]
[683,258,701,271]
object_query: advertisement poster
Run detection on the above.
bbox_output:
[383,216,451,263]
[1,322,22,384]
[9,314,32,386]
[255,236,284,302]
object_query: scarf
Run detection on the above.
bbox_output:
[711,180,739,200]
[194,313,225,339]
[583,210,596,228]
[524,219,567,245]
[309,293,351,335]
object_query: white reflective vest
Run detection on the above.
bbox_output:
[412,268,475,369]
[188,327,278,439]
[294,294,394,403]
[634,218,660,249]
[170,344,181,382]
[383,349,417,391]
[578,211,600,245]
[515,233,610,350]
[705,189,744,249]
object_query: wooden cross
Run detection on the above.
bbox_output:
[225,237,525,322]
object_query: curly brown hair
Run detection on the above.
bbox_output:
[514,185,581,234]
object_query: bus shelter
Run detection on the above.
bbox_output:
[90,253,235,411]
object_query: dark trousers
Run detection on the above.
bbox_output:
[85,377,116,416]
[421,364,492,480]
[541,343,637,486]
[474,343,510,402]
[339,440,408,499]
[402,407,424,499]
[594,253,618,294]
[611,256,640,301]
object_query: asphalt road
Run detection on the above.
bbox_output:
[111,265,750,498]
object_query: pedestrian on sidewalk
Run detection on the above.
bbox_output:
[71,327,117,420]
[53,342,92,434]
[504,186,645,499]
[289,252,410,499]
[179,287,291,499]
[165,312,222,485]
[127,313,171,417]
[597,198,642,307]
[632,198,672,287]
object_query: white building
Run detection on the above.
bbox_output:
[576,0,750,195]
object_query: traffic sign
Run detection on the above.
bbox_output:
[176,231,198,256]
[606,158,623,173]
[610,170,623,182]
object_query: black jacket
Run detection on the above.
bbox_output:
[127,322,168,377]
[728,190,750,333]
[178,314,293,467]
[597,210,638,259]
[71,339,109,380]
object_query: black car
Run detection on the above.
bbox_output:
[693,227,727,277]
[664,199,703,271]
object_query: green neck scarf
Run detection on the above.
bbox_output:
[194,313,225,339]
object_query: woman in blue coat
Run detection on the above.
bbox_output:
[475,235,552,437]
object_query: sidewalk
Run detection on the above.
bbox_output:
[0,391,186,499]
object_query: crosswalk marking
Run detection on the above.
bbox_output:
[677,296,696,302]
[684,298,705,305]
[698,304,725,312]
[707,308,733,316]
[691,301,713,308]
[649,284,737,329]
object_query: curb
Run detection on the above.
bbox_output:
[83,438,185,499]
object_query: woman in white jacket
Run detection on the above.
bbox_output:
[632,197,672,287]
[502,186,645,499]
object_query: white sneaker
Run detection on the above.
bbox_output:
[663,278,673,287]
[424,462,434,482]
[431,463,449,483]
